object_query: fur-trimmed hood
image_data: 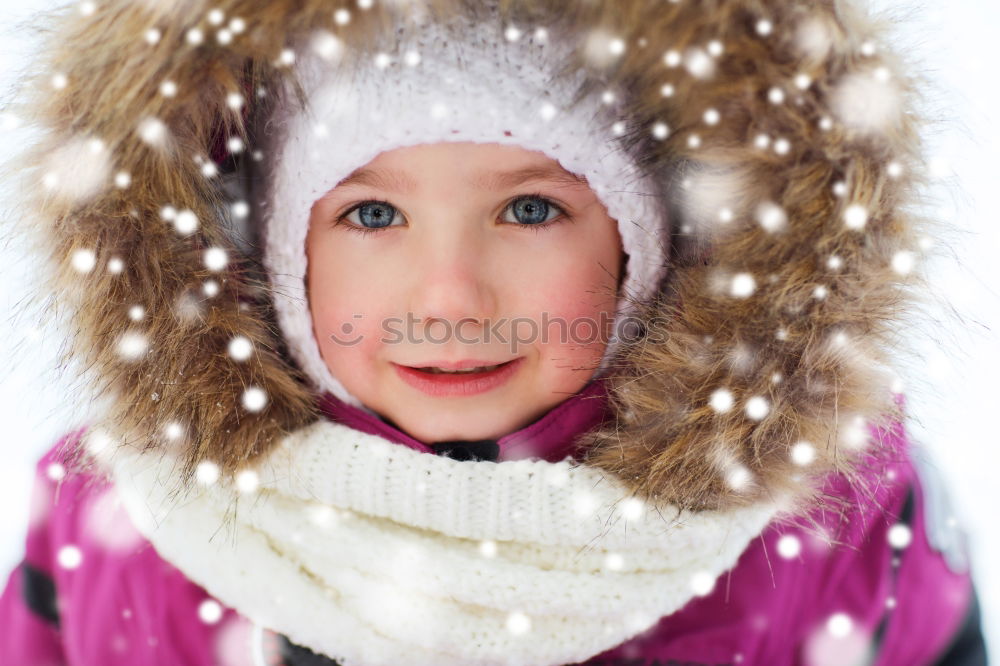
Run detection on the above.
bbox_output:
[3,0,936,515]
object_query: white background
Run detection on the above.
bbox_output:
[1,0,997,660]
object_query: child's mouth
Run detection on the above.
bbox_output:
[393,358,523,397]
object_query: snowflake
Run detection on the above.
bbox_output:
[777,534,802,558]
[57,544,83,569]
[117,332,149,360]
[744,396,770,421]
[830,68,902,134]
[887,523,913,549]
[506,611,532,635]
[235,469,259,493]
[242,386,268,412]
[730,272,757,298]
[71,248,96,273]
[709,388,735,413]
[173,209,199,235]
[604,552,625,571]
[791,441,816,466]
[42,135,111,204]
[684,47,715,79]
[199,599,224,624]
[196,460,220,485]
[690,570,716,596]
[228,336,253,361]
[138,117,168,146]
[204,247,228,271]
[756,201,787,232]
[843,204,868,230]
[891,250,915,275]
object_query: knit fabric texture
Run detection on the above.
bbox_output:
[261,4,670,411]
[90,420,782,666]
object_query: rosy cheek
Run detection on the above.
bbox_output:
[316,293,372,341]
[528,264,618,354]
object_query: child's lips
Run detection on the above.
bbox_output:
[403,358,514,371]
[392,358,523,397]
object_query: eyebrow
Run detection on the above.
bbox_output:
[333,164,589,194]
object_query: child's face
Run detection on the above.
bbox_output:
[305,142,624,443]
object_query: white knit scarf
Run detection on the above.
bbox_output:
[89,421,784,666]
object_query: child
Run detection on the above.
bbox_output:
[0,0,988,664]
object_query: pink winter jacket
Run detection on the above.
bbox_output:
[0,381,986,666]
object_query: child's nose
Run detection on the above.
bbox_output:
[406,253,499,329]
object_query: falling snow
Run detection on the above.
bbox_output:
[198,599,224,624]
[42,135,111,204]
[620,497,645,521]
[235,469,259,493]
[57,544,83,569]
[730,273,757,298]
[683,47,715,79]
[744,396,770,421]
[46,462,66,481]
[892,250,916,275]
[830,68,902,134]
[71,248,96,273]
[709,388,735,413]
[843,203,868,230]
[839,414,870,450]
[794,15,834,64]
[791,441,816,466]
[138,117,167,145]
[604,552,625,571]
[777,534,802,559]
[506,611,532,635]
[479,540,498,558]
[228,335,253,361]
[196,460,220,485]
[689,570,716,596]
[117,331,149,360]
[204,247,228,271]
[173,209,199,234]
[756,201,787,232]
[84,488,145,551]
[726,463,753,491]
[888,523,913,549]
[582,29,624,68]
[242,386,267,412]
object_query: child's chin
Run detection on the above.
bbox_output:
[410,411,511,442]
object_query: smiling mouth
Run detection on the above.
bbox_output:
[393,358,524,397]
[411,362,511,374]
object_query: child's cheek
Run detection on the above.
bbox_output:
[308,263,388,395]
[517,247,620,367]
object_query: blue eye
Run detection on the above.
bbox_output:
[334,194,570,237]
[502,195,566,226]
[338,201,401,234]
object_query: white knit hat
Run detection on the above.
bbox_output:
[262,4,669,411]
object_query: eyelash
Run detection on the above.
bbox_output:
[333,192,571,237]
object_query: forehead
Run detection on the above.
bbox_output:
[334,141,589,194]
